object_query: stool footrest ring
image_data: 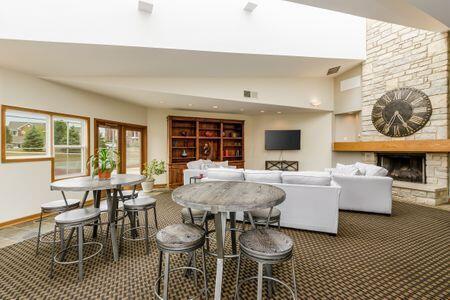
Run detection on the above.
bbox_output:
[153,266,207,300]
[53,242,103,265]
[122,225,156,241]
[236,275,296,300]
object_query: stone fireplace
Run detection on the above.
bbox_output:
[357,20,449,206]
[377,153,426,183]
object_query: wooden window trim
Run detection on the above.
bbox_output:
[1,105,91,181]
[94,118,147,174]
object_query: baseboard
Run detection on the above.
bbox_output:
[0,199,94,229]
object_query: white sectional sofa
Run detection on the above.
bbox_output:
[199,168,341,235]
[328,162,393,215]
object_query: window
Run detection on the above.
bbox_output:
[4,109,51,159]
[53,117,88,179]
[2,105,90,180]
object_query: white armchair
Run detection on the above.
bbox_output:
[332,175,393,215]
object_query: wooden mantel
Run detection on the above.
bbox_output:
[333,139,450,153]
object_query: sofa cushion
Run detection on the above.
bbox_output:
[244,170,282,183]
[206,168,244,181]
[281,171,331,186]
[355,162,388,177]
[333,163,362,176]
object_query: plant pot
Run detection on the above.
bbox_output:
[141,179,155,193]
[98,170,111,180]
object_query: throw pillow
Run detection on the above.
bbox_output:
[355,162,388,177]
[281,171,331,186]
[333,164,361,176]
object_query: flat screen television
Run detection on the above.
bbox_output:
[265,130,301,150]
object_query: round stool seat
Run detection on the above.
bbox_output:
[239,228,293,260]
[41,199,80,211]
[99,200,124,212]
[124,196,156,209]
[156,223,205,251]
[245,208,281,220]
[55,207,101,225]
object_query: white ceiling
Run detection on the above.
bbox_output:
[287,0,449,32]
[0,39,361,78]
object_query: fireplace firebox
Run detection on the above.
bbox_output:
[377,153,426,183]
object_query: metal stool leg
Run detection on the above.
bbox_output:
[119,211,126,254]
[204,220,210,252]
[144,209,150,255]
[234,253,241,299]
[257,262,264,300]
[36,211,43,255]
[157,250,163,295]
[77,225,84,281]
[163,252,170,300]
[192,251,198,287]
[291,257,298,299]
[50,224,57,278]
[153,206,159,230]
[201,247,208,299]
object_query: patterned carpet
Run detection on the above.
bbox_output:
[0,192,449,299]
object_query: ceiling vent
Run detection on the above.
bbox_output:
[244,90,258,99]
[138,1,154,14]
[327,66,341,76]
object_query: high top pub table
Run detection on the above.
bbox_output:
[172,181,286,300]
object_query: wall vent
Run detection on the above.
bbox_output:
[327,66,341,76]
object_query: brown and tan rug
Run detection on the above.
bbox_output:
[0,192,449,299]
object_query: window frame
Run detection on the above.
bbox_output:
[1,105,90,181]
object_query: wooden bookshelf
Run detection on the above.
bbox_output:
[168,116,245,188]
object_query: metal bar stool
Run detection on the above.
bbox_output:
[204,212,242,259]
[235,210,297,300]
[242,207,281,230]
[154,222,208,300]
[36,194,80,255]
[120,195,158,255]
[50,207,103,281]
[181,208,214,251]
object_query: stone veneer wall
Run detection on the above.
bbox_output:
[360,20,449,205]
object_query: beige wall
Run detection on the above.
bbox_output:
[248,112,333,171]
[0,67,148,223]
[148,108,334,184]
[334,65,362,114]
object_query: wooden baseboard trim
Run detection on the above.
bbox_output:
[0,199,94,229]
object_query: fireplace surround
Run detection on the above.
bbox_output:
[377,153,426,184]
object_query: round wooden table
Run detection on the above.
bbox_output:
[50,174,146,261]
[172,181,286,300]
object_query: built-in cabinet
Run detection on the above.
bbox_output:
[168,116,245,188]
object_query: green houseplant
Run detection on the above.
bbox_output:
[142,159,166,192]
[87,148,119,180]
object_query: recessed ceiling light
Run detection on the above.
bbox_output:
[240,108,245,112]
[213,105,219,109]
[244,2,258,12]
[138,0,154,14]
[310,99,322,107]
[260,110,265,113]
[159,101,164,104]
[188,103,193,107]
[277,111,282,114]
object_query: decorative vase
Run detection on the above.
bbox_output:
[141,179,154,192]
[98,170,111,180]
[181,149,188,157]
[231,132,238,138]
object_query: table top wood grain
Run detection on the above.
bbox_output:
[50,174,146,191]
[172,181,286,213]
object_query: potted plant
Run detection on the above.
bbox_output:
[142,159,166,192]
[87,148,119,180]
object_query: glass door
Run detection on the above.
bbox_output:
[124,128,143,174]
[97,123,120,174]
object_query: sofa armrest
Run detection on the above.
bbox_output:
[332,175,393,214]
